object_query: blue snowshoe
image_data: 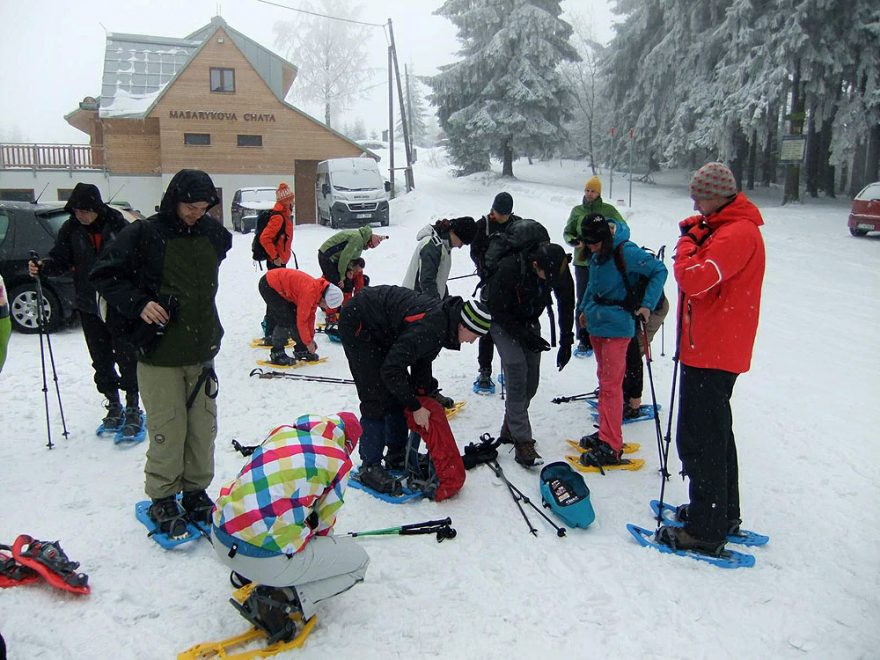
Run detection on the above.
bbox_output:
[540,462,595,528]
[472,372,496,395]
[96,402,124,437]
[115,407,146,445]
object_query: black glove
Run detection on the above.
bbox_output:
[556,334,574,371]
[521,332,551,353]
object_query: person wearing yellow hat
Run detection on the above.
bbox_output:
[562,176,625,355]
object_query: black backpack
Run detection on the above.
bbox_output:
[251,209,285,261]
[607,242,666,312]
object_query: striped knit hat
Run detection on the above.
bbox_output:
[276,182,295,203]
[689,162,737,200]
[460,299,492,336]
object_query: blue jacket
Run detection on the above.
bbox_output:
[578,221,667,339]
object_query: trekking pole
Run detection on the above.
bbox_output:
[29,251,69,448]
[551,388,599,404]
[447,271,478,282]
[488,460,566,537]
[248,368,355,385]
[487,460,537,536]
[640,319,666,479]
[345,518,456,542]
[660,321,665,357]
[654,292,684,530]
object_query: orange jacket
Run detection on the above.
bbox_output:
[266,269,328,345]
[674,193,765,374]
[259,202,294,264]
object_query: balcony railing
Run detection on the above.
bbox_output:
[0,143,105,171]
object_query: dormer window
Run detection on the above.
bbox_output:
[210,67,235,93]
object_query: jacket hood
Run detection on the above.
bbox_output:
[706,193,764,229]
[357,225,373,243]
[416,224,435,241]
[64,183,104,214]
[611,219,630,246]
[159,170,219,217]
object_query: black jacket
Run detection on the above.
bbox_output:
[89,170,231,363]
[41,183,127,314]
[343,285,464,411]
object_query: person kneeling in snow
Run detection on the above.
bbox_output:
[212,413,368,633]
[258,268,343,365]
[338,285,491,498]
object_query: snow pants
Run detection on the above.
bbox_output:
[477,332,495,374]
[213,534,369,620]
[404,396,465,501]
[491,322,541,444]
[139,361,217,500]
[676,364,740,542]
[260,262,286,338]
[258,275,305,351]
[80,311,138,400]
[590,335,629,452]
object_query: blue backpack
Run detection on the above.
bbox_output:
[540,462,595,528]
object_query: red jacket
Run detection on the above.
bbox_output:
[260,202,294,264]
[674,193,765,374]
[266,269,328,345]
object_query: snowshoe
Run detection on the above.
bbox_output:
[349,465,425,504]
[0,544,39,588]
[444,400,466,419]
[654,525,727,556]
[564,440,645,474]
[182,489,214,526]
[114,407,145,444]
[588,400,661,424]
[513,441,543,468]
[649,500,769,547]
[11,535,90,594]
[566,438,640,455]
[355,464,402,495]
[135,495,204,549]
[250,337,293,349]
[472,373,496,395]
[229,585,303,645]
[573,342,593,358]
[96,401,124,436]
[256,356,328,370]
[626,524,755,569]
[268,350,297,367]
[539,462,595,528]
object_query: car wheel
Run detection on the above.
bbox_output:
[381,216,389,227]
[849,227,868,237]
[330,211,339,229]
[9,283,61,334]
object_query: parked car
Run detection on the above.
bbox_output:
[848,182,880,237]
[231,187,278,233]
[0,201,77,333]
[315,158,390,228]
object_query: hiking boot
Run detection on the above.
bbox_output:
[431,389,455,409]
[148,496,189,538]
[182,489,214,525]
[102,401,124,430]
[578,440,622,469]
[514,441,543,468]
[119,407,144,438]
[268,349,296,366]
[655,525,726,556]
[357,463,401,495]
[233,585,301,644]
[293,350,321,362]
[676,505,742,537]
[623,404,643,420]
[384,447,406,471]
[578,431,601,451]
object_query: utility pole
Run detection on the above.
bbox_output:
[388,46,395,199]
[387,18,414,191]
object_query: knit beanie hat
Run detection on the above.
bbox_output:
[580,213,611,243]
[689,162,737,200]
[449,216,477,245]
[276,182,295,203]
[584,176,602,195]
[491,192,513,216]
[322,283,344,309]
[460,299,492,336]
[335,412,362,454]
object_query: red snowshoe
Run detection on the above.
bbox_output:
[0,543,39,588]
[11,535,90,595]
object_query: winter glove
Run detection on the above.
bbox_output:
[683,221,712,246]
[679,216,702,235]
[556,333,574,371]
[520,331,551,354]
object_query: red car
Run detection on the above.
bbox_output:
[848,182,880,237]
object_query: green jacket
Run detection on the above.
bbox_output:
[563,197,625,266]
[0,275,10,374]
[319,226,373,282]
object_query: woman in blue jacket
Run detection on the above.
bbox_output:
[575,214,667,467]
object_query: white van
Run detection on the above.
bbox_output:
[315,157,390,228]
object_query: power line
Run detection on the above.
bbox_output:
[255,0,386,28]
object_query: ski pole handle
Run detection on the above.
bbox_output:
[400,517,452,532]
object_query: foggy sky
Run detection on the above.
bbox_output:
[0,0,615,144]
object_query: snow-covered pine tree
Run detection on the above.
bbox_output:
[430,0,579,176]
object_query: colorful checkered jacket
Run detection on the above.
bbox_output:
[212,414,352,556]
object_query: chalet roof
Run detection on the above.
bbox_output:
[98,16,296,119]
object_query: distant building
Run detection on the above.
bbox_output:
[0,16,376,225]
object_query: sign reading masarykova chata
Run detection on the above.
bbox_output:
[168,111,276,122]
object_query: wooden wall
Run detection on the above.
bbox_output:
[102,118,161,175]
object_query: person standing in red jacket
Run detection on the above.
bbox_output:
[657,162,766,556]
[259,183,296,343]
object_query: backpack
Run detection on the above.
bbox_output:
[251,209,285,261]
[481,216,551,279]
[605,242,666,312]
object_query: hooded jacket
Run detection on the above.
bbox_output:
[674,193,765,374]
[578,221,667,339]
[89,170,232,365]
[259,201,294,264]
[266,268,329,346]
[563,196,624,266]
[318,226,373,283]
[401,224,453,299]
[40,183,127,314]
[212,414,353,557]
[342,285,464,411]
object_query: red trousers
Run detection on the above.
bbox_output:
[590,336,630,453]
[404,396,465,501]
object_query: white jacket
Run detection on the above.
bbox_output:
[401,224,452,299]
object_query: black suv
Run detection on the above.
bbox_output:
[0,201,76,333]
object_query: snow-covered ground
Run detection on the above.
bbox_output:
[1,150,878,659]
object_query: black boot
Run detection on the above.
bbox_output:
[578,440,622,468]
[231,585,302,644]
[182,489,214,525]
[102,400,124,431]
[655,525,726,556]
[119,407,144,439]
[358,464,402,495]
[148,496,189,538]
[269,349,296,366]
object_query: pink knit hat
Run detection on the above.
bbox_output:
[689,162,737,200]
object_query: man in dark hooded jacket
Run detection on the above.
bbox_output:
[28,183,138,433]
[338,285,491,496]
[90,170,232,537]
